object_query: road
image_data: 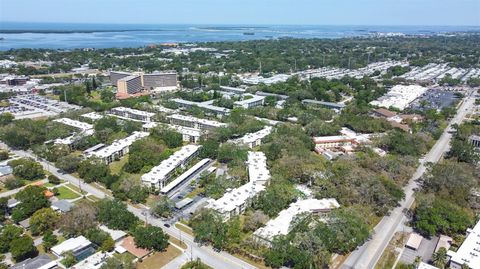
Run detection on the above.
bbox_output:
[341,90,477,269]
[0,179,47,198]
[7,148,256,269]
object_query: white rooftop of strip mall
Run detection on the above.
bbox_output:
[369,85,427,111]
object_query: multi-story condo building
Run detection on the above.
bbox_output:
[109,71,131,86]
[116,75,143,98]
[234,94,265,109]
[85,131,149,164]
[143,71,178,90]
[167,114,227,131]
[253,198,340,246]
[109,107,155,122]
[141,145,200,190]
[206,151,270,220]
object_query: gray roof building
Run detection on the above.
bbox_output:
[11,254,56,269]
[51,200,73,213]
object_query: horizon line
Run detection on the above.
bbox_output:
[1,21,480,28]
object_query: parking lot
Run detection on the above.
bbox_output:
[408,88,460,111]
[1,94,81,119]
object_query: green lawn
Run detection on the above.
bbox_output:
[56,186,81,200]
[109,154,129,175]
[137,245,182,269]
[65,183,87,195]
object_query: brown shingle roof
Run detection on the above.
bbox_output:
[373,108,397,118]
[120,236,151,258]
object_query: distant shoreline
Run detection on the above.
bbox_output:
[0,29,168,34]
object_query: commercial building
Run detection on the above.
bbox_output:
[232,126,273,148]
[234,95,265,109]
[0,75,29,86]
[142,122,202,143]
[253,198,340,245]
[418,262,440,269]
[167,114,227,130]
[141,144,200,190]
[447,219,480,269]
[116,75,144,99]
[313,128,376,156]
[110,106,155,122]
[370,85,427,111]
[51,236,93,257]
[85,131,149,164]
[206,151,270,220]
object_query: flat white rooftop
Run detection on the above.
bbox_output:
[53,118,93,132]
[247,151,270,183]
[111,106,155,117]
[141,144,200,185]
[206,181,266,214]
[254,198,340,242]
[370,85,427,111]
[86,131,149,159]
[81,112,104,120]
[233,126,272,146]
[234,95,265,106]
[142,122,202,137]
[448,219,480,269]
[51,236,91,256]
[167,114,227,128]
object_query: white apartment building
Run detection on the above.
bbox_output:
[85,131,149,164]
[141,144,201,190]
[109,107,155,122]
[234,95,265,109]
[142,122,202,143]
[447,219,480,269]
[167,114,227,130]
[81,112,104,121]
[53,118,95,148]
[53,118,93,133]
[206,151,270,220]
[253,198,340,246]
[231,126,272,148]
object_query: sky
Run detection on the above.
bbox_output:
[0,0,479,26]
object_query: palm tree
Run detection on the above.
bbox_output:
[460,263,470,269]
[432,247,448,269]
